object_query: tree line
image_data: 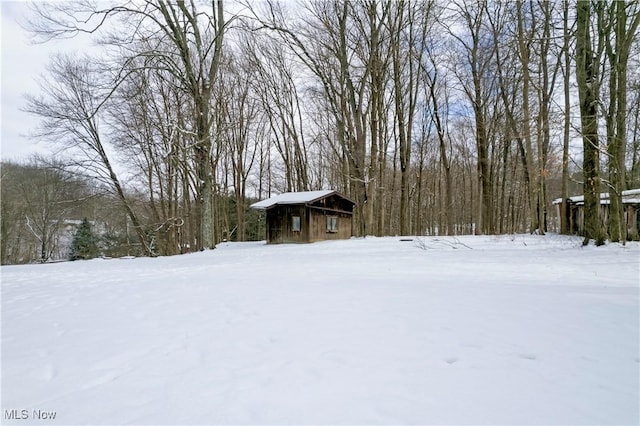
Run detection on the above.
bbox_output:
[2,0,638,262]
[0,158,264,264]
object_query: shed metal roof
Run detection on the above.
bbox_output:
[251,190,349,209]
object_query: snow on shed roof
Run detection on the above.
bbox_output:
[251,190,340,209]
[552,188,640,205]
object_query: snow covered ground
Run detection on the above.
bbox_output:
[2,234,639,425]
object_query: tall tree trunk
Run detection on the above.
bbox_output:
[473,76,492,235]
[536,0,558,235]
[390,4,410,236]
[561,0,571,234]
[576,0,606,245]
[605,0,640,242]
[517,0,539,234]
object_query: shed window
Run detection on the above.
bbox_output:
[292,216,301,232]
[327,216,338,233]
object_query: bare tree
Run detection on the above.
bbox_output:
[107,51,200,255]
[247,0,377,236]
[445,0,497,234]
[576,0,606,245]
[244,32,310,192]
[218,50,260,241]
[602,0,640,242]
[560,0,573,234]
[534,0,563,235]
[20,0,632,247]
[29,0,228,250]
[628,72,640,191]
[387,0,431,235]
[24,55,154,255]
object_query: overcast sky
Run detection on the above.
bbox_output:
[1,2,93,162]
[0,2,586,167]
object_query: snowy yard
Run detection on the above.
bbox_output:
[2,234,639,425]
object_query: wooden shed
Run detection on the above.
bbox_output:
[553,188,640,239]
[250,190,355,244]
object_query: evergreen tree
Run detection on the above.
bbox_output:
[70,218,99,260]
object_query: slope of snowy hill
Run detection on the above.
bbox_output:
[2,234,639,425]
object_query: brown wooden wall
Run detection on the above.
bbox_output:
[266,205,307,244]
[307,210,352,242]
[308,194,354,214]
[565,203,639,239]
[265,201,353,244]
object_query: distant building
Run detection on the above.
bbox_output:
[553,189,640,239]
[251,190,355,244]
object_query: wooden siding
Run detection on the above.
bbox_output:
[307,193,354,215]
[558,202,639,239]
[307,210,352,242]
[554,189,640,239]
[266,205,308,244]
[263,193,354,244]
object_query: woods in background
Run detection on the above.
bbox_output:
[2,0,639,262]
